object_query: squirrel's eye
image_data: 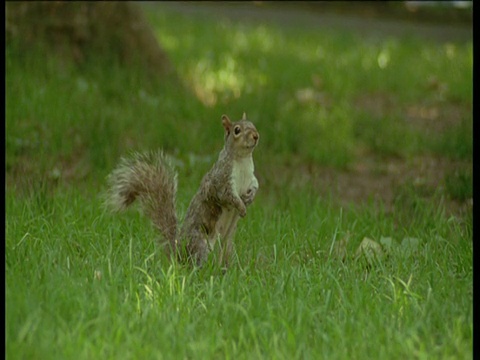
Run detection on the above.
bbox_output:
[234,126,241,135]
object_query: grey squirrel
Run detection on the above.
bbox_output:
[104,113,259,267]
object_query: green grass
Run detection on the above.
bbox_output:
[6,3,472,359]
[6,187,472,359]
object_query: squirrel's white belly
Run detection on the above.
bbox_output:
[231,156,256,196]
[212,157,257,246]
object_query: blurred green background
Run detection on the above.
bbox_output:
[6,1,472,213]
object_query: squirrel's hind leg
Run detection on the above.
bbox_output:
[186,230,210,267]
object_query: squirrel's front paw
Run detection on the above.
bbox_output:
[241,188,257,206]
[238,204,247,218]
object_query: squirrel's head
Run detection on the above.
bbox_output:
[222,113,259,157]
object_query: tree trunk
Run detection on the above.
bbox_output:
[6,1,174,77]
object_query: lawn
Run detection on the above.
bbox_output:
[6,3,472,359]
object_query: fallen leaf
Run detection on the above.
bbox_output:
[401,237,420,249]
[355,237,384,265]
[401,237,420,256]
[379,236,394,252]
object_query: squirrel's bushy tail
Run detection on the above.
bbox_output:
[105,151,178,252]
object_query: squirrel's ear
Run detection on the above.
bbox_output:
[242,112,247,120]
[222,115,232,135]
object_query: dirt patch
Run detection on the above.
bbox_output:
[263,152,472,218]
[354,91,470,136]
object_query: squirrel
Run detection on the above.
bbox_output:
[104,113,259,267]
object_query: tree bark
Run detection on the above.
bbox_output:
[6,1,174,77]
